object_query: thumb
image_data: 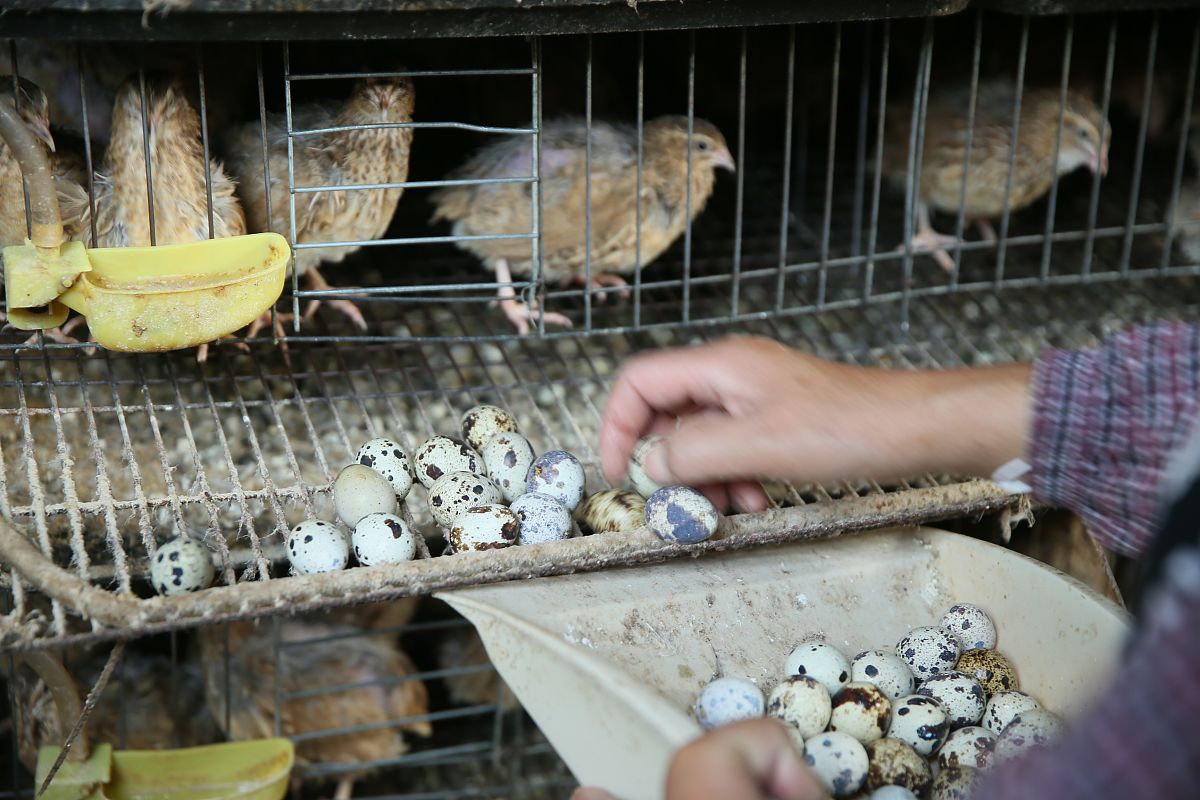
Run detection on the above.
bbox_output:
[571,789,620,800]
[643,413,779,488]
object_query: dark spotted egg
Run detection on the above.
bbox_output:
[887,695,949,756]
[460,404,519,454]
[150,537,215,596]
[428,470,503,527]
[767,675,831,742]
[482,432,536,503]
[940,603,997,651]
[956,648,1019,696]
[693,676,765,730]
[785,640,851,697]
[644,485,718,544]
[414,435,484,490]
[286,519,350,575]
[352,512,417,566]
[576,489,646,535]
[355,437,414,501]
[937,726,997,771]
[829,682,892,744]
[526,450,586,511]
[449,504,521,553]
[993,709,1063,764]
[983,690,1039,735]
[510,492,572,545]
[803,731,868,797]
[896,626,961,679]
[851,649,916,700]
[864,737,931,795]
[916,672,985,728]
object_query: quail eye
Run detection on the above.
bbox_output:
[696,139,710,151]
[1078,126,1090,140]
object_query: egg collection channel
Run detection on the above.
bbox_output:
[147,405,720,594]
[692,604,1063,800]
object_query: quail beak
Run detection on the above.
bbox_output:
[713,145,736,173]
[29,116,55,153]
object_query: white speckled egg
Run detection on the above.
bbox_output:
[461,404,519,454]
[575,489,646,534]
[150,537,215,596]
[940,603,997,651]
[510,492,573,545]
[644,485,718,544]
[864,738,931,795]
[428,471,503,528]
[938,726,997,770]
[449,504,521,552]
[896,626,961,680]
[916,672,985,728]
[286,520,349,575]
[355,438,414,501]
[767,675,831,740]
[786,640,851,697]
[414,435,484,489]
[694,677,765,730]
[628,435,666,498]
[830,683,892,744]
[887,695,949,756]
[526,450,586,511]
[333,464,398,528]
[852,650,916,700]
[870,787,918,800]
[993,709,1064,763]
[931,765,981,800]
[352,513,417,566]
[803,731,868,797]
[481,432,536,503]
[983,691,1040,735]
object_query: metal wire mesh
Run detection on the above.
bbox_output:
[2,7,1200,799]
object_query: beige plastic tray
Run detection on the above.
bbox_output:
[439,527,1130,800]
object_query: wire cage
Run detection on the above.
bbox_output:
[3,0,1200,797]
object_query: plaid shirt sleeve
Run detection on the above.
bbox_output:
[1027,322,1200,557]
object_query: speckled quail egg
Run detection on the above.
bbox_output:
[830,683,892,744]
[526,450,586,511]
[286,519,350,575]
[887,695,949,756]
[355,438,414,500]
[767,675,832,740]
[786,640,851,698]
[333,464,398,528]
[645,486,719,544]
[428,471,503,527]
[916,672,986,728]
[803,731,869,798]
[984,690,1040,735]
[481,432,536,503]
[150,537,215,596]
[461,404,519,454]
[352,513,417,566]
[940,603,997,651]
[956,648,1019,695]
[575,489,646,534]
[993,709,1064,764]
[930,765,981,800]
[938,726,997,770]
[852,650,916,700]
[414,435,484,489]
[510,492,573,545]
[864,738,932,795]
[896,626,961,680]
[628,435,666,498]
[693,677,765,730]
[449,504,521,553]
[870,788,918,800]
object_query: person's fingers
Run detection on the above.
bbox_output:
[641,412,784,487]
[666,719,822,800]
[570,789,618,800]
[695,482,730,513]
[729,480,769,513]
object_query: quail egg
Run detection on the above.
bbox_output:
[766,675,832,740]
[333,464,399,528]
[830,682,892,744]
[414,435,484,489]
[481,432,536,503]
[628,435,666,498]
[644,486,719,544]
[803,731,869,797]
[694,677,765,730]
[428,471,503,527]
[785,640,851,698]
[150,537,215,596]
[851,650,916,700]
[354,438,414,500]
[526,450,586,511]
[576,489,646,534]
[461,404,519,454]
[864,738,931,795]
[983,690,1040,735]
[869,788,918,800]
[449,504,521,552]
[937,726,997,770]
[940,603,997,651]
[916,672,985,728]
[896,626,961,680]
[993,709,1064,763]
[930,765,981,800]
[510,492,573,545]
[956,648,1019,695]
[352,513,417,566]
[887,695,949,756]
[286,519,350,575]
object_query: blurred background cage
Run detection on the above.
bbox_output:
[2,0,1200,797]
